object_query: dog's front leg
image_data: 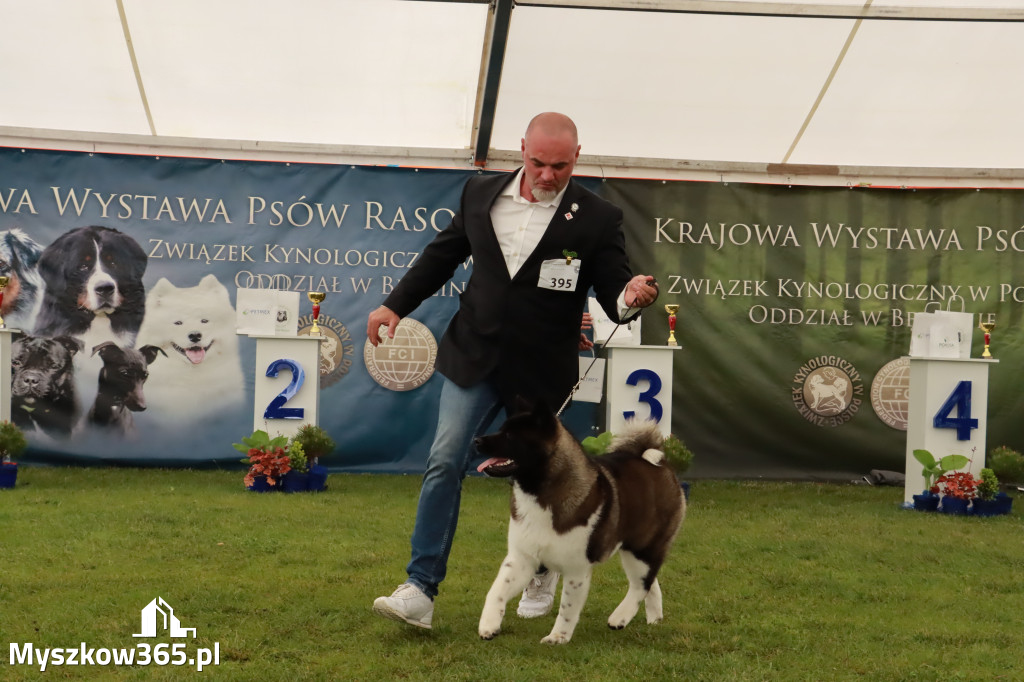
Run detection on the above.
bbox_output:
[540,570,592,645]
[479,554,535,640]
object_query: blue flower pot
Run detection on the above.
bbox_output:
[680,480,690,502]
[0,463,17,489]
[912,491,939,511]
[972,498,1001,517]
[247,475,277,493]
[282,470,310,493]
[939,496,970,515]
[996,492,1013,515]
[307,465,328,492]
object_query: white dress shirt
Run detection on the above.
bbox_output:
[488,168,637,318]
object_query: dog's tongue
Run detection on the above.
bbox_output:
[186,347,206,364]
[477,457,503,474]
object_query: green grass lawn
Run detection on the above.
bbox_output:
[2,468,1022,681]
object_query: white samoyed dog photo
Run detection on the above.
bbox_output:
[134,274,246,425]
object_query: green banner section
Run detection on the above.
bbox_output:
[603,179,1024,479]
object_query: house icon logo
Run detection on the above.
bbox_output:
[133,597,197,638]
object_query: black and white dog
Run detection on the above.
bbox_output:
[11,334,84,438]
[0,228,45,330]
[87,341,166,435]
[33,226,148,347]
[475,401,686,645]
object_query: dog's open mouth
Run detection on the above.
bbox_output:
[476,457,518,477]
[172,340,215,365]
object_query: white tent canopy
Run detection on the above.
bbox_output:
[3,0,1024,184]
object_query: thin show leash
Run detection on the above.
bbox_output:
[554,284,659,419]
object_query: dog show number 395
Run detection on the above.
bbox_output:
[263,358,306,420]
[622,368,664,423]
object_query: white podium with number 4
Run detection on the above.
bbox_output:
[904,357,995,504]
[604,345,678,437]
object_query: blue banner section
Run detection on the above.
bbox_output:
[6,147,1024,479]
[0,148,504,472]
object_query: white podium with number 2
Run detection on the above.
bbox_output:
[604,345,678,437]
[904,357,995,504]
[250,334,322,439]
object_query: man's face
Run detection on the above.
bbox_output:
[520,131,580,203]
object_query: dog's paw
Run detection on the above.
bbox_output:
[607,620,626,630]
[540,631,572,645]
[478,626,501,640]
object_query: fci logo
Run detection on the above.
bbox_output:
[133,597,196,638]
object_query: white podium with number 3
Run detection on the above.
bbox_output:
[604,345,678,437]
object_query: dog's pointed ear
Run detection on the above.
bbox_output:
[58,335,85,356]
[514,395,533,415]
[138,345,167,365]
[91,341,117,358]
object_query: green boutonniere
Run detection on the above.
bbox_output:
[562,249,577,265]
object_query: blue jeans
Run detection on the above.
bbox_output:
[406,377,504,599]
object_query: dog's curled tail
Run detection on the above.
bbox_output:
[609,419,665,466]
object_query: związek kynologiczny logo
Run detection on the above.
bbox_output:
[9,597,220,672]
[791,355,864,427]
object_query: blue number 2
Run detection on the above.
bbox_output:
[932,380,977,441]
[264,358,305,420]
[623,368,664,423]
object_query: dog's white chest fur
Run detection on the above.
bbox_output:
[507,485,603,573]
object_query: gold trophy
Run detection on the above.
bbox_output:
[664,304,679,346]
[979,319,996,358]
[0,275,9,329]
[307,291,326,335]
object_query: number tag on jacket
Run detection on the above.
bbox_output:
[538,259,581,291]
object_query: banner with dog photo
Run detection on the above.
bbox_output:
[4,146,1024,479]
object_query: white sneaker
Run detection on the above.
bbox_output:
[517,570,559,618]
[373,583,433,629]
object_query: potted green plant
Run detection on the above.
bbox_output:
[234,429,291,492]
[290,424,335,492]
[932,470,977,515]
[972,468,1002,517]
[0,420,28,489]
[911,449,968,511]
[281,440,309,493]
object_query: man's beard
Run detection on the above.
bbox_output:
[531,187,558,203]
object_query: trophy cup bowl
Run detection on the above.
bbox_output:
[979,320,996,358]
[0,275,9,329]
[307,291,326,335]
[664,303,679,346]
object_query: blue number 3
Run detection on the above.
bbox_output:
[264,358,305,420]
[623,368,664,423]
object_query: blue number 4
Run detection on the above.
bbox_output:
[933,380,978,441]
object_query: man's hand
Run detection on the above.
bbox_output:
[624,275,659,308]
[367,305,400,346]
[578,312,594,350]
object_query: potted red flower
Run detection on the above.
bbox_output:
[932,470,977,515]
[234,430,292,492]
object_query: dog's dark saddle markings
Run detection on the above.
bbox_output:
[475,400,685,644]
[87,341,166,434]
[11,334,84,437]
[33,225,148,345]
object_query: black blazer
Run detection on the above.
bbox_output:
[383,170,637,410]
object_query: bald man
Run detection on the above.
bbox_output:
[368,112,658,630]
